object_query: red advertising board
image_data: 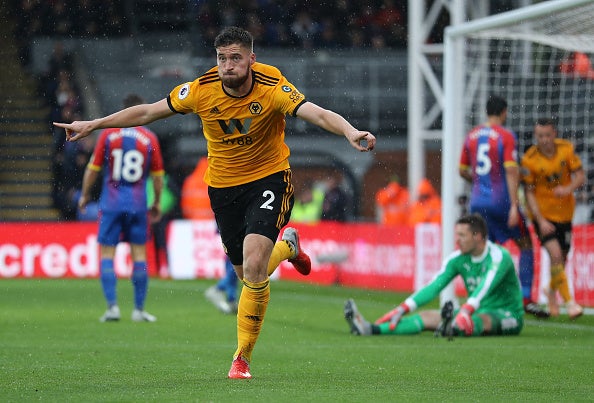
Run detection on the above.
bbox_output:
[0,222,156,278]
[277,222,416,292]
[1,221,592,307]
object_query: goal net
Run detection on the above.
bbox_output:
[443,0,594,307]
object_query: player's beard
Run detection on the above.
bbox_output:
[221,69,250,89]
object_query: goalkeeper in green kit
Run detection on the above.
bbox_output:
[344,213,524,337]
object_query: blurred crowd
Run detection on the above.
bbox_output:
[10,0,127,67]
[9,0,520,53]
[32,41,95,220]
[10,0,412,50]
[193,0,409,49]
[291,172,350,224]
[12,0,126,37]
[375,176,442,226]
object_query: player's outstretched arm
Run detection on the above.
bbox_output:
[296,102,376,152]
[53,99,174,142]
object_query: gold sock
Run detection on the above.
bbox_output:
[233,278,270,363]
[550,264,572,302]
[267,240,293,276]
[549,264,563,290]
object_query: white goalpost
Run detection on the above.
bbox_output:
[442,0,594,306]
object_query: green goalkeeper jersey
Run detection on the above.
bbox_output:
[404,241,523,314]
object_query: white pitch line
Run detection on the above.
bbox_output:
[525,319,594,332]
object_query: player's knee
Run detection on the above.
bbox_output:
[242,256,268,282]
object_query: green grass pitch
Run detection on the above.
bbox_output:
[1,279,592,402]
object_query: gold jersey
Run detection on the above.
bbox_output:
[521,139,583,223]
[167,62,306,188]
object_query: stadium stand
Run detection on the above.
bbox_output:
[0,5,60,221]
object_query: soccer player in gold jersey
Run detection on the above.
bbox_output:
[521,118,584,319]
[54,26,376,379]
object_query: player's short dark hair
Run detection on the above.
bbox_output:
[456,213,488,238]
[535,117,557,128]
[123,94,144,108]
[486,95,507,116]
[214,26,253,51]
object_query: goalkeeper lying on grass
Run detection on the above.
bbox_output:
[345,213,525,337]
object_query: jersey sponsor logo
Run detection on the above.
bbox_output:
[289,89,303,103]
[546,172,561,183]
[178,83,190,100]
[218,118,252,135]
[210,106,221,114]
[249,102,262,115]
[282,85,292,92]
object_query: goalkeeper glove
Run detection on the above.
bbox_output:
[374,303,410,330]
[454,304,475,336]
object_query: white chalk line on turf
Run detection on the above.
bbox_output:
[524,319,594,332]
[150,280,594,319]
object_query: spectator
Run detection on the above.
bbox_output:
[291,10,321,49]
[54,109,95,220]
[291,182,325,224]
[347,29,367,48]
[49,0,75,36]
[375,176,410,225]
[321,173,349,222]
[74,0,103,37]
[370,34,387,49]
[374,0,404,33]
[219,6,239,27]
[261,0,292,47]
[408,178,441,225]
[316,19,341,49]
[245,12,265,46]
[559,51,594,79]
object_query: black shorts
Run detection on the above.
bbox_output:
[533,220,572,255]
[208,170,294,265]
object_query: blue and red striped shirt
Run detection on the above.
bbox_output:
[459,124,518,211]
[88,126,164,212]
